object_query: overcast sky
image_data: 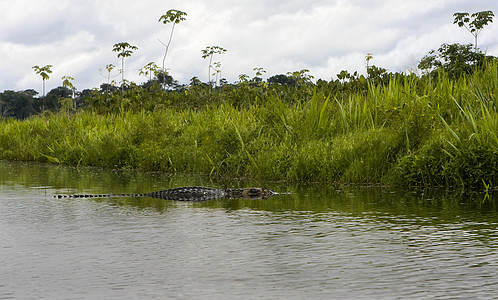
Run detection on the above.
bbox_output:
[1,0,497,93]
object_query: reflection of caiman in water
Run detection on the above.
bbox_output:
[55,186,281,201]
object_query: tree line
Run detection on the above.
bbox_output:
[0,10,494,119]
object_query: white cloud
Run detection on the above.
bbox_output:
[1,0,497,93]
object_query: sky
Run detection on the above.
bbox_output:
[1,0,497,94]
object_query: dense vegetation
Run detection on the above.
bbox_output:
[1,59,497,189]
[1,10,496,189]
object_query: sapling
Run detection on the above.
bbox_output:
[201,46,227,87]
[453,10,494,51]
[33,64,53,111]
[62,76,75,98]
[112,42,138,96]
[212,62,222,86]
[32,65,52,98]
[99,64,118,86]
[158,9,187,73]
[139,62,159,82]
[253,67,266,77]
[59,76,76,115]
[365,53,373,69]
[61,76,76,112]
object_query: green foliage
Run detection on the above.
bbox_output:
[44,86,72,112]
[418,43,493,79]
[417,10,495,80]
[112,42,138,59]
[99,64,118,88]
[139,62,159,82]
[395,63,498,188]
[453,10,494,50]
[5,9,496,190]
[61,76,75,90]
[158,9,187,72]
[201,46,227,86]
[32,65,53,98]
[158,9,187,25]
[32,65,53,81]
[62,76,76,103]
[2,62,497,189]
[365,53,373,68]
[112,42,138,94]
[0,90,38,119]
[58,97,74,115]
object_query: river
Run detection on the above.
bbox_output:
[1,161,497,299]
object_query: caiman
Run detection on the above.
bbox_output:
[54,186,280,201]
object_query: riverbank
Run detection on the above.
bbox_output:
[1,64,496,189]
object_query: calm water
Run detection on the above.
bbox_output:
[1,161,498,299]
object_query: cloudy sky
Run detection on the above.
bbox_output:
[1,0,497,93]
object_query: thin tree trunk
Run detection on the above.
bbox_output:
[162,23,176,72]
[42,79,46,111]
[208,54,213,87]
[121,56,125,97]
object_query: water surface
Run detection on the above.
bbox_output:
[1,161,497,299]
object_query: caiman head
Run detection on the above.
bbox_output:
[238,187,277,199]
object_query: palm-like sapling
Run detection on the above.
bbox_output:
[112,42,138,95]
[158,9,187,73]
[453,10,494,51]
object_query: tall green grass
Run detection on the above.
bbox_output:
[1,62,497,188]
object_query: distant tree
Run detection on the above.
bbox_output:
[155,71,180,90]
[336,70,351,84]
[32,64,53,98]
[76,89,93,109]
[219,78,228,86]
[253,67,266,77]
[58,96,74,115]
[189,76,203,86]
[365,53,373,69]
[418,43,489,78]
[238,73,250,83]
[237,68,267,90]
[366,65,388,85]
[99,64,119,100]
[0,90,37,119]
[44,86,72,112]
[212,61,222,86]
[139,62,159,82]
[62,76,76,98]
[287,69,314,87]
[99,64,118,87]
[201,46,227,87]
[99,83,119,94]
[158,9,187,73]
[112,42,138,95]
[336,70,361,84]
[267,74,297,86]
[0,94,7,117]
[61,76,76,114]
[251,67,266,85]
[22,89,39,98]
[453,10,494,51]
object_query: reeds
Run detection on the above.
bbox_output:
[1,62,497,188]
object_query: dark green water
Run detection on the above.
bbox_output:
[1,161,497,299]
